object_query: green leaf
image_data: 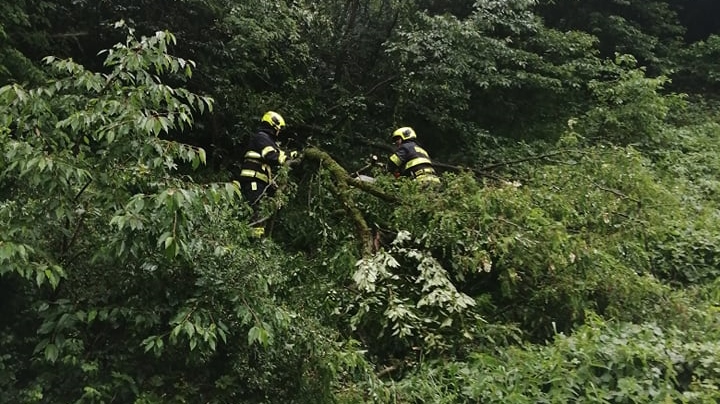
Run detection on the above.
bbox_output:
[44,343,58,362]
[170,324,182,343]
[35,269,46,287]
[184,321,195,338]
[141,336,156,352]
[248,325,271,347]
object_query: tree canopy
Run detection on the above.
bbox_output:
[2,1,720,402]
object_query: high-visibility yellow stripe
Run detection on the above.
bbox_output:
[261,146,276,158]
[240,169,269,183]
[416,174,440,183]
[244,151,262,159]
[414,167,436,176]
[405,157,432,169]
[413,146,429,157]
[390,154,401,166]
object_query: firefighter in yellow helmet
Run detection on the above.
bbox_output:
[239,111,297,237]
[388,126,440,184]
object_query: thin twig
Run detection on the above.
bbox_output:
[593,183,641,204]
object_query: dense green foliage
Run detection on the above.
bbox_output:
[2,0,720,402]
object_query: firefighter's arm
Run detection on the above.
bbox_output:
[388,154,403,177]
[260,139,299,165]
[260,145,284,165]
[388,154,400,170]
[268,149,300,165]
[388,147,408,176]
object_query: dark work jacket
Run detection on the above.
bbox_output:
[388,140,438,180]
[239,127,287,184]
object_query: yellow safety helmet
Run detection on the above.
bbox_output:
[261,111,286,132]
[392,126,417,141]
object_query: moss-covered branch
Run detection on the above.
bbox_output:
[326,180,374,257]
[303,147,400,204]
[302,147,399,256]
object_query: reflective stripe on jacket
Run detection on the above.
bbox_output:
[388,141,438,180]
[240,128,287,183]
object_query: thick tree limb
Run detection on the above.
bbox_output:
[327,180,374,256]
[298,134,567,184]
[303,147,400,204]
[303,147,400,256]
[354,138,507,180]
[303,147,402,257]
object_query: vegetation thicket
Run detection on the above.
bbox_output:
[2,1,720,402]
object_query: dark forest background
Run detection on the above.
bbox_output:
[2,1,720,402]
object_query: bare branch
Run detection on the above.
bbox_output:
[51,32,89,38]
[593,183,642,204]
[377,365,398,377]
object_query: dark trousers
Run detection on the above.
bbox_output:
[240,180,275,225]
